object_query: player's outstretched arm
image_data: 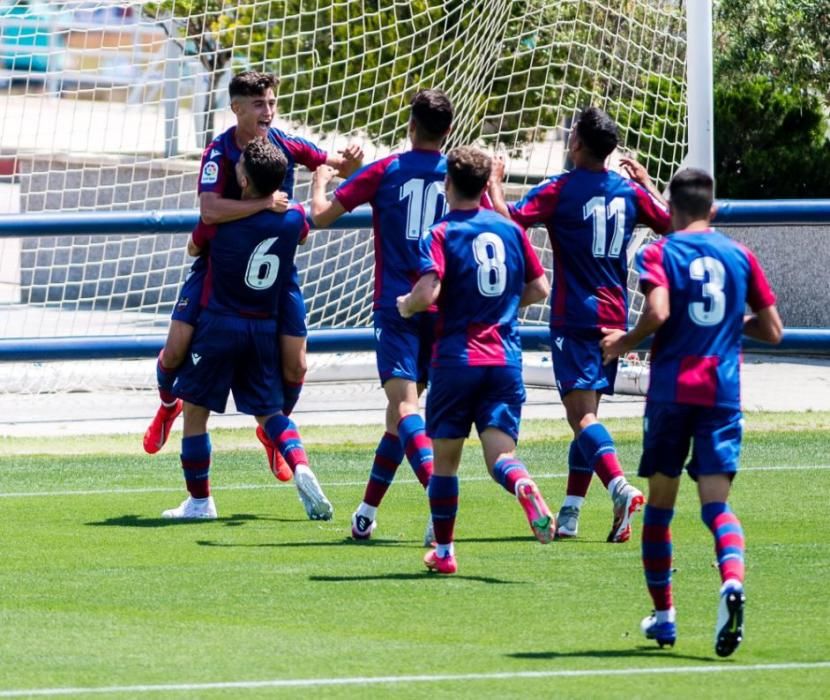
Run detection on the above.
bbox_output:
[487,156,512,219]
[620,156,667,208]
[326,143,364,179]
[199,191,287,226]
[600,284,669,363]
[397,273,441,319]
[310,166,347,228]
[743,305,783,344]
[519,273,550,308]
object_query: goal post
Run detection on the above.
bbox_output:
[0,0,692,396]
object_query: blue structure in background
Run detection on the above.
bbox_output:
[0,199,828,360]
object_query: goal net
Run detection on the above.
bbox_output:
[0,0,686,395]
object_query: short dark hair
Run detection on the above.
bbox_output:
[229,71,279,100]
[447,146,491,199]
[669,168,714,220]
[574,106,619,161]
[241,138,286,196]
[410,89,453,140]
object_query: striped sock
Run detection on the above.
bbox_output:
[491,457,530,496]
[576,423,624,489]
[282,380,303,416]
[566,439,593,499]
[702,502,746,584]
[264,414,307,473]
[428,475,459,546]
[642,505,674,611]
[156,351,178,405]
[181,433,211,499]
[363,432,404,507]
[397,414,433,489]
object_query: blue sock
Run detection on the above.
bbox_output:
[180,433,211,499]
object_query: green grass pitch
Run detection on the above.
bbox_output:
[1,414,829,698]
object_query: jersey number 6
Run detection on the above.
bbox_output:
[245,237,280,290]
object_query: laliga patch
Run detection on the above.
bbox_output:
[201,161,219,184]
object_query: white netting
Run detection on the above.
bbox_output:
[0,0,686,393]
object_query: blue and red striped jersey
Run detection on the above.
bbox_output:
[508,168,670,330]
[418,207,545,368]
[334,149,448,310]
[194,202,309,319]
[636,229,776,408]
[197,125,327,200]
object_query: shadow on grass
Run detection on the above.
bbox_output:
[310,572,522,585]
[509,648,717,663]
[86,513,297,528]
[195,537,424,549]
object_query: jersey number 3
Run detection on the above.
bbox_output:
[245,237,280,290]
[689,256,726,326]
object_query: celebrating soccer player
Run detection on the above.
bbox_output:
[310,89,455,545]
[145,70,363,485]
[397,146,552,574]
[600,168,782,656]
[489,106,671,543]
[162,139,333,521]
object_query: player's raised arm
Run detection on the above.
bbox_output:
[487,156,511,219]
[309,165,347,227]
[326,143,365,179]
[620,156,667,208]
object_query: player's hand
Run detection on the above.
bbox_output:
[490,155,506,184]
[313,165,337,188]
[269,191,289,213]
[620,156,651,186]
[337,144,364,177]
[397,294,413,319]
[599,327,627,363]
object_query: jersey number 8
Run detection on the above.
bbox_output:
[473,232,507,297]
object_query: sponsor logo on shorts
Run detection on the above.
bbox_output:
[191,353,202,366]
[554,336,564,350]
[201,160,219,184]
[375,328,382,341]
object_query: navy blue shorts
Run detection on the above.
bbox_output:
[551,328,618,398]
[171,259,207,326]
[373,308,435,385]
[279,265,307,338]
[173,310,283,416]
[426,365,525,441]
[639,401,743,481]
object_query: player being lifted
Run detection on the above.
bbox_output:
[163,139,333,521]
[397,146,553,574]
[489,106,671,543]
[145,70,362,485]
[601,168,781,656]
[310,89,455,544]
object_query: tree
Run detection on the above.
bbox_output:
[714,77,830,198]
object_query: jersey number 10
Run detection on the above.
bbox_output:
[400,179,447,240]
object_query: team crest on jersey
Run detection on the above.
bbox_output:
[201,161,219,184]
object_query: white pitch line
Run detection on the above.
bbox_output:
[0,464,829,499]
[1,661,829,697]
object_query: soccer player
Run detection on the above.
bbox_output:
[310,89,454,544]
[162,138,333,521]
[397,145,553,574]
[145,70,363,483]
[600,168,782,656]
[488,106,671,543]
